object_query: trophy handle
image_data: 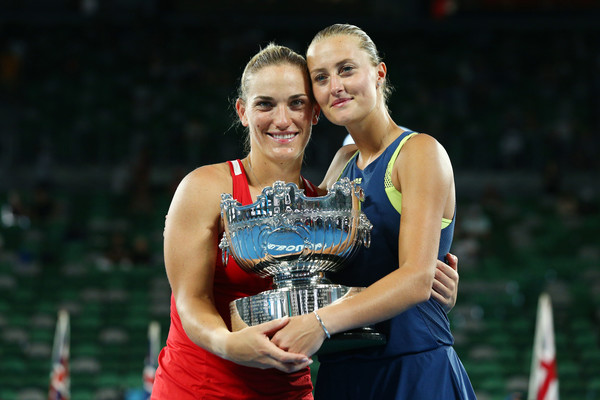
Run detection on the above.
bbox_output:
[218,236,229,266]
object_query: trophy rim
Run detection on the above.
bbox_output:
[219,178,372,278]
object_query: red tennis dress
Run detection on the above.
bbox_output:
[152,160,317,399]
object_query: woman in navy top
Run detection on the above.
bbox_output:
[272,24,476,399]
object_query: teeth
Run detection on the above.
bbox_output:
[272,133,296,140]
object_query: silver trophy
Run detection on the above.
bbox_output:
[219,178,386,353]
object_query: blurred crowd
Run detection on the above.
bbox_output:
[1,17,599,185]
[1,14,598,278]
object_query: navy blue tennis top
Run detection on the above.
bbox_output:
[324,130,456,360]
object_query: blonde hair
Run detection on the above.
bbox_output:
[309,24,394,106]
[237,43,310,103]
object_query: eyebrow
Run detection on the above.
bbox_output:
[289,94,309,100]
[310,58,354,75]
[253,96,274,102]
[252,94,308,102]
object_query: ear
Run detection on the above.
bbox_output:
[235,98,249,127]
[312,104,321,125]
[376,62,387,87]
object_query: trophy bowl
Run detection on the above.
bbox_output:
[219,178,386,353]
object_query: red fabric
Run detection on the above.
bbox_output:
[152,160,317,399]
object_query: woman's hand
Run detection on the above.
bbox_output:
[225,317,313,373]
[431,253,459,312]
[271,313,327,357]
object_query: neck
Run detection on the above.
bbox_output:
[244,154,304,191]
[346,110,402,168]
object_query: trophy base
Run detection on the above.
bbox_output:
[230,284,386,353]
[230,283,356,329]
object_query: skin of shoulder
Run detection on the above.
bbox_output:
[166,162,232,235]
[163,162,232,327]
[319,143,359,190]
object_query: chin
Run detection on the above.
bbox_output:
[272,148,302,160]
[327,115,353,127]
[324,108,353,125]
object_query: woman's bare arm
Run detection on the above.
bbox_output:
[272,134,455,355]
[164,164,311,372]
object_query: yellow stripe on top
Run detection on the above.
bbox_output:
[384,132,452,229]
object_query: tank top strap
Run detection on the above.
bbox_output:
[384,132,419,193]
[336,151,360,182]
[382,133,453,228]
[226,159,252,206]
[301,176,318,197]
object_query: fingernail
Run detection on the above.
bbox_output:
[308,359,314,365]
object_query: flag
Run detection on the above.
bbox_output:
[143,321,161,398]
[48,309,70,400]
[528,293,559,400]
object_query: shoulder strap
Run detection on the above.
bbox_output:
[226,159,252,206]
[384,132,418,214]
[336,150,360,182]
[301,176,319,197]
[384,132,419,192]
[383,134,453,228]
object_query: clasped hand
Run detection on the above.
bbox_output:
[226,317,313,373]
[271,312,327,358]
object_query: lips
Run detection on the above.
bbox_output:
[332,97,352,108]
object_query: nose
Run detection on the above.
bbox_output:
[330,75,343,95]
[274,105,291,129]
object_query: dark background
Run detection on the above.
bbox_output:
[1,1,599,399]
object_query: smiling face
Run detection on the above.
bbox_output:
[307,35,385,127]
[236,63,318,164]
